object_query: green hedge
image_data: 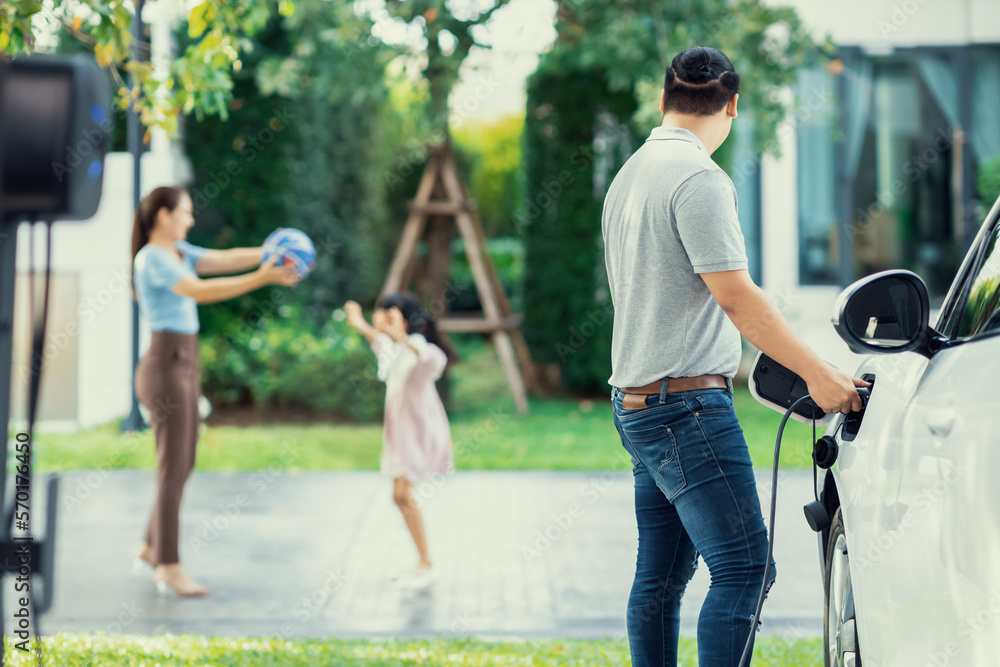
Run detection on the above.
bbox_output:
[183,1,393,337]
[449,236,524,313]
[517,2,818,394]
[452,115,525,238]
[200,311,384,422]
[521,62,635,393]
[977,152,1000,205]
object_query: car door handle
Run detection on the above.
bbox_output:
[925,408,956,437]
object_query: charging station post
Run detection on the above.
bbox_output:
[0,53,112,650]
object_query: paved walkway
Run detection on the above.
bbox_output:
[3,469,824,640]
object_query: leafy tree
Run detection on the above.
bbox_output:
[265,0,394,323]
[977,152,1000,207]
[522,66,635,393]
[1,0,290,139]
[180,8,299,338]
[523,0,822,393]
[376,0,517,377]
[550,0,821,155]
[452,114,524,237]
[184,0,392,336]
[383,0,509,134]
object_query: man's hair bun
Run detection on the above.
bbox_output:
[675,50,716,85]
[662,46,740,116]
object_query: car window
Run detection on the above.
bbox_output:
[944,222,1000,339]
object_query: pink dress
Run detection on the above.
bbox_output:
[371,332,454,483]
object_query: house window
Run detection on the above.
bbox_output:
[849,56,958,296]
[729,114,762,285]
[796,66,838,285]
[800,48,977,295]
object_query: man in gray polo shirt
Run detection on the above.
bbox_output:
[604,47,867,667]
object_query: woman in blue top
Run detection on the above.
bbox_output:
[131,185,299,597]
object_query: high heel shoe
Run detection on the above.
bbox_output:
[388,566,418,582]
[153,566,210,598]
[131,557,149,575]
[395,567,434,591]
[132,545,155,575]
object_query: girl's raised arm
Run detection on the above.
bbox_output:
[344,300,378,342]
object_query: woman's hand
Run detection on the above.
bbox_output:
[174,255,296,304]
[256,256,300,287]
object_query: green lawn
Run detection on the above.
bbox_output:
[3,634,823,666]
[25,340,819,473]
[25,385,816,473]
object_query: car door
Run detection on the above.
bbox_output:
[896,215,1000,667]
[839,205,1000,667]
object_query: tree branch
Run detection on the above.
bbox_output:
[468,0,511,27]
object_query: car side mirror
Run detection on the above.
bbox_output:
[832,270,942,357]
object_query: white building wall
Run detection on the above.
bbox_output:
[758,91,865,374]
[771,0,1000,47]
[753,0,1000,375]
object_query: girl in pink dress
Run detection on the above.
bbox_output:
[344,292,457,588]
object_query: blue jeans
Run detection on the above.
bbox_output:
[611,382,776,667]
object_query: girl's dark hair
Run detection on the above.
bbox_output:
[376,291,460,364]
[131,185,188,298]
[663,46,740,116]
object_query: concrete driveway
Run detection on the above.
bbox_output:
[2,469,823,641]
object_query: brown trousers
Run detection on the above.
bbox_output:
[135,331,200,566]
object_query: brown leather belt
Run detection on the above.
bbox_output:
[618,374,728,396]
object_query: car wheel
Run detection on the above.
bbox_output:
[825,508,861,667]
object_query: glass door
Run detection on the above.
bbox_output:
[850,58,959,297]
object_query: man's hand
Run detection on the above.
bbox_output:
[804,365,871,414]
[700,269,871,414]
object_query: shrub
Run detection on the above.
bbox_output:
[448,236,525,313]
[183,2,394,337]
[522,63,634,393]
[200,311,385,422]
[452,114,525,238]
[977,152,1000,206]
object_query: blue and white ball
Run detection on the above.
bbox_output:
[262,228,316,279]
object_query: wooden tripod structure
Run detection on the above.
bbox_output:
[380,145,535,414]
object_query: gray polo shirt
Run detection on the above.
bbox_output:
[603,126,748,388]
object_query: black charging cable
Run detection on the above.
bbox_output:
[10,220,52,667]
[736,394,816,667]
[812,420,818,503]
[737,388,870,667]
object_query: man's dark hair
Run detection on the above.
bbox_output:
[663,46,740,116]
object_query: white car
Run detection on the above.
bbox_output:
[818,196,1000,667]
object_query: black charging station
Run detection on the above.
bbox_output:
[0,53,111,648]
[739,351,872,666]
[749,351,831,424]
[749,351,872,535]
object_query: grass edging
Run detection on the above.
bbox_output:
[3,633,823,666]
